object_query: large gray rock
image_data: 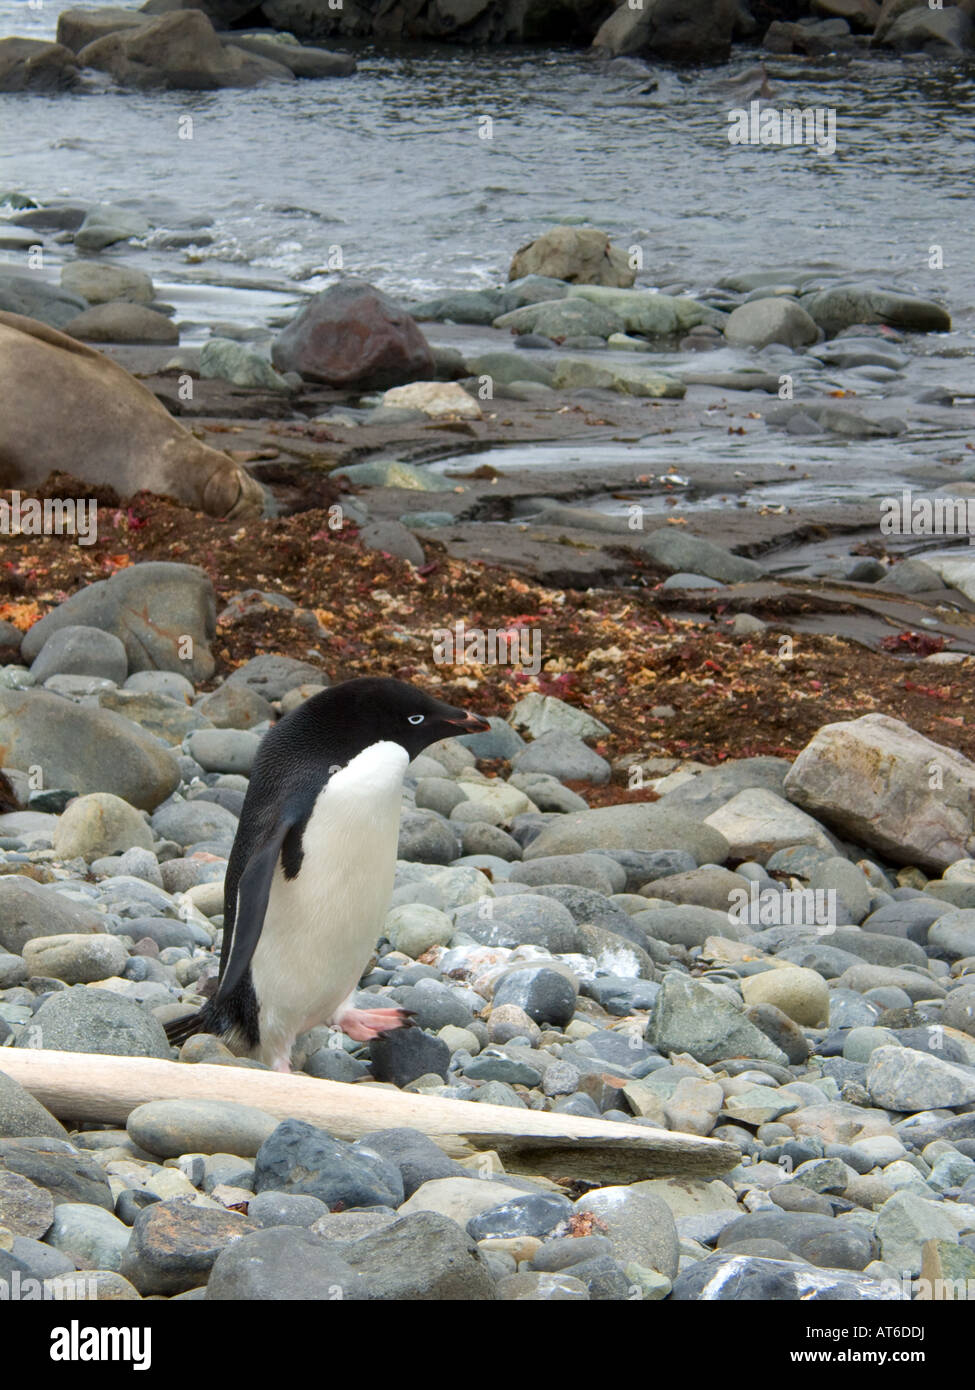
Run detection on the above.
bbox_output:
[872,0,946,44]
[645,865,750,911]
[255,1119,403,1208]
[120,1197,258,1295]
[30,625,129,684]
[567,285,723,336]
[704,789,839,863]
[651,972,789,1066]
[657,758,792,819]
[0,37,81,93]
[195,682,273,730]
[52,792,154,862]
[185,728,261,775]
[862,897,952,944]
[783,714,975,871]
[15,986,172,1059]
[205,1224,364,1298]
[452,894,582,952]
[724,298,819,349]
[875,6,974,53]
[507,853,624,897]
[551,356,684,398]
[799,285,951,336]
[0,878,105,955]
[493,298,625,340]
[398,810,460,865]
[95,690,213,745]
[63,303,180,346]
[22,933,129,985]
[0,1169,55,1238]
[634,905,746,949]
[224,653,326,701]
[73,203,150,252]
[0,689,179,811]
[572,1186,679,1277]
[592,0,738,61]
[411,288,509,325]
[151,798,239,848]
[338,1211,497,1300]
[77,9,295,90]
[21,563,217,683]
[671,1251,904,1301]
[0,1137,114,1210]
[0,1070,68,1141]
[127,1100,279,1158]
[56,7,150,52]
[522,803,728,864]
[215,30,356,76]
[353,1129,472,1199]
[60,261,155,307]
[922,555,975,606]
[199,338,291,391]
[511,731,611,785]
[46,1203,130,1270]
[359,519,425,566]
[876,557,947,596]
[866,1046,975,1112]
[714,1210,878,1270]
[642,529,763,584]
[875,1191,960,1277]
[272,278,435,389]
[811,0,880,32]
[507,693,609,740]
[465,349,557,389]
[0,267,87,328]
[943,984,975,1038]
[928,910,975,962]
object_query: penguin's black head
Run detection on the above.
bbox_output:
[300,676,491,762]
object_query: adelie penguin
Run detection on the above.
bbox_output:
[165,676,491,1071]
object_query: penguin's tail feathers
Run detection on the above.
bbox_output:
[164,1006,212,1047]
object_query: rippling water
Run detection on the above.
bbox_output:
[2,0,974,316]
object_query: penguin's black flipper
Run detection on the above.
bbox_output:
[215,807,304,1007]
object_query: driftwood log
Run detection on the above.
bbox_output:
[1,1049,738,1183]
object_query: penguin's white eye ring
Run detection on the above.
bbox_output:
[408,714,425,725]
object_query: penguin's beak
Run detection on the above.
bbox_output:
[442,709,492,734]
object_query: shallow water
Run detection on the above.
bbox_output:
[2,5,974,533]
[2,1,974,314]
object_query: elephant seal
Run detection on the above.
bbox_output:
[0,311,265,517]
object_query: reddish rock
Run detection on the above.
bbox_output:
[271,278,436,389]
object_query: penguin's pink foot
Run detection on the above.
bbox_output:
[271,1057,292,1074]
[334,1007,413,1042]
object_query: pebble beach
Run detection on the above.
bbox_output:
[0,560,973,1303]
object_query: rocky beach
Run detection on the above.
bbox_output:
[0,0,974,1324]
[0,553,973,1307]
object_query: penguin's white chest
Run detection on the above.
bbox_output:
[249,740,408,1056]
